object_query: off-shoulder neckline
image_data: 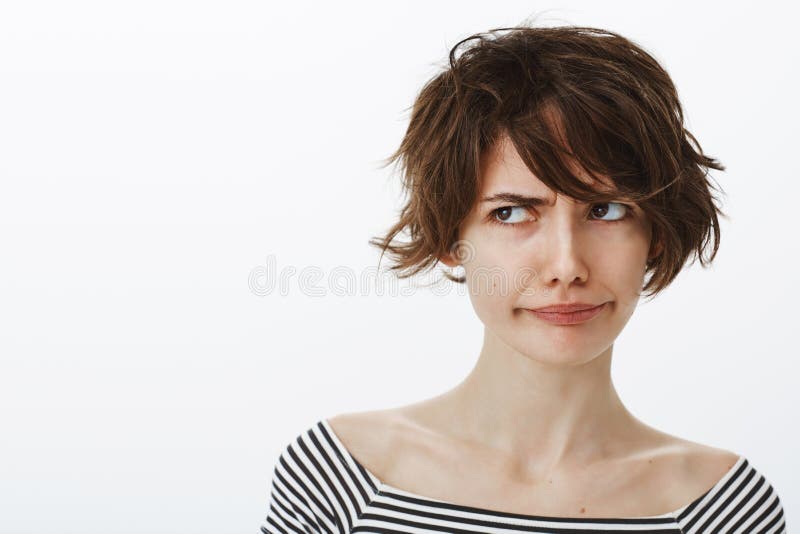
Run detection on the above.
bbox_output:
[319,417,746,524]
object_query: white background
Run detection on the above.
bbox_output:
[0,1,797,532]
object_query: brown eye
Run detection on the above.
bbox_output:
[589,202,630,222]
[492,206,529,224]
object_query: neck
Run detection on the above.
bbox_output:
[430,326,649,476]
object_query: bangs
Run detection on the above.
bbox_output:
[489,94,670,208]
[370,24,726,299]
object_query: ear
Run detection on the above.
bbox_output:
[439,250,460,268]
[647,238,664,262]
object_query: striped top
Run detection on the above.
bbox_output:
[261,418,788,534]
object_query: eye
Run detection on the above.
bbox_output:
[589,202,632,223]
[491,205,531,225]
[488,201,634,228]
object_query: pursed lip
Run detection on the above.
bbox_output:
[528,302,605,313]
[522,302,607,325]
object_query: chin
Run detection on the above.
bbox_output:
[499,327,606,362]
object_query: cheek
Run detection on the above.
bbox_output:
[463,252,529,324]
[466,280,511,330]
[589,230,651,298]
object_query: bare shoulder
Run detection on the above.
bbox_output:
[681,441,741,488]
[647,436,742,510]
[326,409,743,515]
[326,409,406,479]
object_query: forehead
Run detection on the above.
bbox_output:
[479,134,617,197]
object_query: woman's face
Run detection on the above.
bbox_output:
[446,136,658,366]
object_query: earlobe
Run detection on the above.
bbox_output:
[648,239,664,262]
[439,252,459,268]
[439,240,461,268]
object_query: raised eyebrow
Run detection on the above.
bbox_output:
[481,192,634,207]
[480,192,556,206]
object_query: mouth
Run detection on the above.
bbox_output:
[522,302,608,325]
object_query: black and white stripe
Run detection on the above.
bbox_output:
[674,456,787,533]
[261,419,787,534]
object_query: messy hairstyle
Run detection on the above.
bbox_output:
[369,24,726,300]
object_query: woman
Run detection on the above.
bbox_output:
[261,25,788,533]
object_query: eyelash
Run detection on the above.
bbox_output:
[487,202,634,228]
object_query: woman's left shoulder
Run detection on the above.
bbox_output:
[681,442,742,480]
[674,442,788,533]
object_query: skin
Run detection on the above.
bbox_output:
[432,132,665,475]
[328,133,739,516]
[432,134,657,476]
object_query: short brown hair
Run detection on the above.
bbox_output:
[369,24,726,300]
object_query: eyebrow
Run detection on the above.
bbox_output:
[480,192,556,206]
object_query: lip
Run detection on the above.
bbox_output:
[531,302,604,313]
[523,302,607,325]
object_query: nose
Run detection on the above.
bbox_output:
[536,202,590,289]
